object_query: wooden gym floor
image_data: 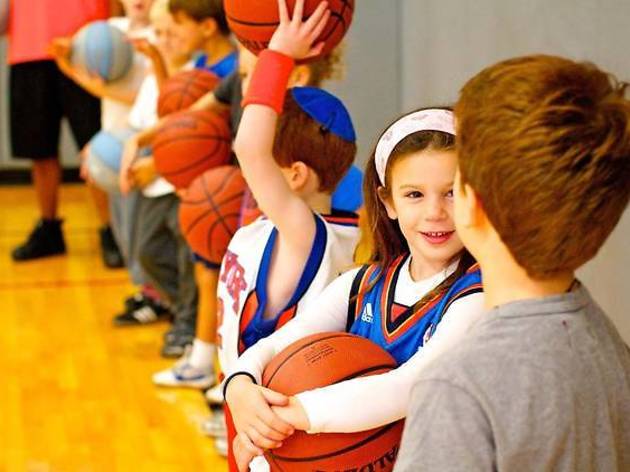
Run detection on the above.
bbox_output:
[0,184,226,472]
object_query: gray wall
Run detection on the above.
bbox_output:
[399,0,630,342]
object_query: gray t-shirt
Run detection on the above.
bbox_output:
[394,285,630,472]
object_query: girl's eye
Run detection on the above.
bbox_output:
[405,191,423,199]
[445,189,454,198]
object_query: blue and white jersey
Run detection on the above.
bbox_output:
[194,51,238,79]
[347,255,483,365]
[217,211,359,375]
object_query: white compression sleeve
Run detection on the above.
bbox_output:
[296,293,486,433]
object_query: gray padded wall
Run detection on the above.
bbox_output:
[400,0,630,342]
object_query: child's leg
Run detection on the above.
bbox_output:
[160,197,199,357]
[153,264,217,388]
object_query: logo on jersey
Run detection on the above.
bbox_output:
[361,303,374,324]
[220,250,247,314]
[423,323,434,345]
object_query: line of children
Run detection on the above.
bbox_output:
[40,1,629,470]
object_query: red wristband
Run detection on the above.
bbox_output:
[242,49,295,114]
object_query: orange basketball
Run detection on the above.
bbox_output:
[179,166,246,266]
[224,0,354,60]
[262,332,404,472]
[157,69,220,118]
[153,110,231,189]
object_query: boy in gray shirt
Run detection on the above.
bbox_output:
[395,55,630,471]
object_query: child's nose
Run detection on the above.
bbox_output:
[426,197,447,221]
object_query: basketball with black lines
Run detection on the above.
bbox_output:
[153,110,231,189]
[262,332,404,472]
[224,0,355,60]
[179,166,246,266]
[157,69,220,118]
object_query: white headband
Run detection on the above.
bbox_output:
[374,109,456,185]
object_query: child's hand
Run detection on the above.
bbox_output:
[268,0,331,61]
[225,375,295,450]
[129,37,161,60]
[130,156,157,189]
[271,396,311,431]
[48,37,74,75]
[233,433,260,472]
[119,137,140,194]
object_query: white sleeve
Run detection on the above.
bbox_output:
[231,268,360,383]
[295,292,486,434]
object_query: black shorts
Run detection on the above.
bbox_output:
[9,60,101,160]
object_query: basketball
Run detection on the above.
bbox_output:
[158,69,220,118]
[0,0,9,35]
[262,333,405,472]
[153,110,232,189]
[224,0,355,60]
[71,20,133,82]
[179,166,246,266]
[86,128,135,194]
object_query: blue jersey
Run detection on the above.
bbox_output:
[347,256,483,365]
[194,51,238,79]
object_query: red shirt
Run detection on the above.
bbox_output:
[8,0,109,65]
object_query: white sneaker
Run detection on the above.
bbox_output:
[214,436,228,457]
[153,348,215,389]
[201,409,227,438]
[205,383,224,406]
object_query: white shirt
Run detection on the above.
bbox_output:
[101,18,150,131]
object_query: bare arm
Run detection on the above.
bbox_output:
[232,0,330,249]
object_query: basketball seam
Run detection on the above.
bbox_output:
[267,421,400,463]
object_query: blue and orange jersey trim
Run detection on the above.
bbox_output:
[321,209,359,227]
[238,214,328,353]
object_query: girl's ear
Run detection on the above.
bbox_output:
[377,186,397,220]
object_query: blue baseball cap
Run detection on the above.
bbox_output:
[290,87,356,143]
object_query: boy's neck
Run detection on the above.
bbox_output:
[202,36,234,65]
[479,253,575,310]
[304,192,331,215]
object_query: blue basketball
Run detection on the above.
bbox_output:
[86,128,135,193]
[71,20,133,82]
[332,165,364,212]
[0,0,9,35]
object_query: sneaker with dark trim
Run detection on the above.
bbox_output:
[113,298,172,326]
[12,218,66,261]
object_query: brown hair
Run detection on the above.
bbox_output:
[306,45,344,87]
[456,55,630,278]
[273,92,356,193]
[362,108,476,302]
[168,0,230,35]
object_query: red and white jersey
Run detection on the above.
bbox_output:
[216,211,359,375]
